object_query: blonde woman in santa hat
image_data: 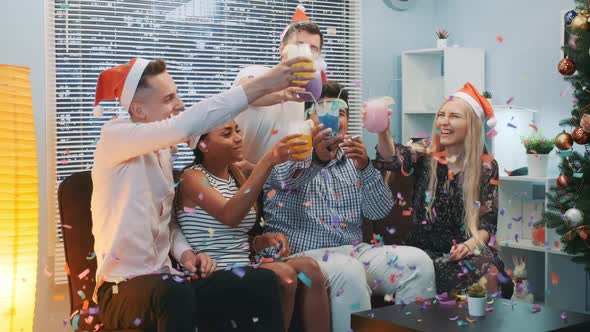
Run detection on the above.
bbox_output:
[176,124,330,332]
[374,83,512,296]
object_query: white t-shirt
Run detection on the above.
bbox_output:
[233,65,305,163]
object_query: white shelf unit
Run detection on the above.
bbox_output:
[401,48,485,143]
[497,176,590,313]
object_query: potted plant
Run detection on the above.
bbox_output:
[436,28,449,48]
[467,283,487,316]
[521,132,554,178]
[482,90,493,105]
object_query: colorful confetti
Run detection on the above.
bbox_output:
[133,318,142,326]
[86,252,96,260]
[78,268,90,280]
[303,201,312,207]
[506,97,514,104]
[389,274,396,284]
[77,290,86,300]
[386,227,396,235]
[298,272,312,287]
[183,206,196,213]
[561,312,568,320]
[531,304,541,313]
[402,209,413,216]
[448,170,455,181]
[496,35,504,43]
[401,166,414,177]
[551,272,559,285]
[457,319,469,327]
[490,179,499,186]
[465,317,477,323]
[267,189,276,200]
[487,129,498,139]
[232,267,246,278]
[529,123,538,132]
[488,234,496,247]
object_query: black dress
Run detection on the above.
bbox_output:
[374,142,508,294]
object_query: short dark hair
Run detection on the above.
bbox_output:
[305,80,349,118]
[136,59,167,91]
[282,21,324,49]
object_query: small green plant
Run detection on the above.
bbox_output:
[436,28,449,39]
[467,283,486,298]
[521,132,554,154]
[482,91,492,99]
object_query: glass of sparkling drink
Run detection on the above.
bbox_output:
[284,43,314,85]
[288,119,314,159]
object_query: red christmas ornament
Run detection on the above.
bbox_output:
[558,58,577,76]
[557,174,570,189]
[572,126,590,145]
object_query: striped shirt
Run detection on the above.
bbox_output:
[263,149,394,254]
[177,164,256,269]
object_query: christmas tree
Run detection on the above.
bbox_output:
[542,1,590,271]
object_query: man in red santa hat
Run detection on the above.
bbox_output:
[90,56,312,331]
[228,5,329,176]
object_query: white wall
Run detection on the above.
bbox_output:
[0,0,51,329]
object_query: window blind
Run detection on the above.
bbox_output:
[46,0,362,285]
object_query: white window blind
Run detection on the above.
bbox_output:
[46,0,362,285]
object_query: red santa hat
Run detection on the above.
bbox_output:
[452,82,496,128]
[93,57,150,117]
[280,5,328,84]
[280,5,311,41]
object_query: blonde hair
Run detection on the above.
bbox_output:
[420,98,485,243]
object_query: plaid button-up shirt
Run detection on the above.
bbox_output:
[262,150,394,254]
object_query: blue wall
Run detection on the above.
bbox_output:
[362,0,437,156]
[363,0,577,156]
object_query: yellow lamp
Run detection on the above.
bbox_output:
[0,65,39,332]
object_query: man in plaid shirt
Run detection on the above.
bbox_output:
[261,81,435,331]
